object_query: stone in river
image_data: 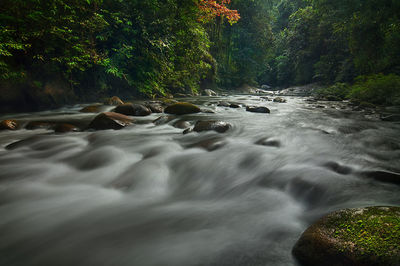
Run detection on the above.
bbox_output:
[113,103,152,116]
[164,102,201,115]
[246,106,270,113]
[88,112,133,130]
[193,120,232,133]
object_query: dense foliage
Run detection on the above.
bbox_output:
[0,0,399,107]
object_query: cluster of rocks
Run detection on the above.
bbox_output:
[0,95,280,135]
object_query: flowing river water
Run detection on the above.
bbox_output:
[0,94,399,266]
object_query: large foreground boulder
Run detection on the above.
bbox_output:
[88,112,133,130]
[113,103,151,116]
[164,102,201,115]
[293,206,400,266]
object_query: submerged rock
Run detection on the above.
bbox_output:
[173,120,191,129]
[193,120,232,133]
[293,206,400,266]
[0,119,18,130]
[88,112,133,130]
[186,137,227,151]
[105,96,124,106]
[273,97,287,103]
[153,115,174,125]
[164,102,201,115]
[25,121,54,130]
[255,137,281,148]
[246,106,270,113]
[54,123,79,133]
[113,103,151,116]
[146,103,164,113]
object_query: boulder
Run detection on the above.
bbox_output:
[146,103,164,113]
[54,123,79,133]
[204,89,217,96]
[193,120,232,133]
[79,104,103,113]
[229,103,241,108]
[164,102,201,115]
[255,137,281,148]
[0,119,18,130]
[113,103,151,116]
[88,112,133,130]
[246,106,270,113]
[217,101,231,107]
[105,96,124,106]
[173,120,191,129]
[293,206,400,266]
[273,97,287,103]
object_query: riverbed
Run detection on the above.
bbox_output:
[0,95,399,266]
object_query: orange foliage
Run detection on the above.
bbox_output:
[198,0,240,24]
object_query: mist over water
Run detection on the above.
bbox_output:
[0,95,399,266]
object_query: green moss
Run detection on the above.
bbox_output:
[327,207,400,262]
[164,102,201,115]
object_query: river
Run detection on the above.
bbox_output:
[0,94,399,266]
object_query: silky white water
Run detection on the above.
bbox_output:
[0,95,399,266]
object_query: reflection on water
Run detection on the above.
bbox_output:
[0,95,399,266]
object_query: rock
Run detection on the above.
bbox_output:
[0,119,18,130]
[146,103,164,113]
[381,114,400,122]
[157,98,178,106]
[173,120,191,129]
[88,112,133,130]
[174,93,188,98]
[186,137,227,151]
[261,84,271,90]
[54,123,79,133]
[229,103,241,108]
[153,116,174,125]
[323,161,353,175]
[361,170,400,185]
[273,97,287,103]
[193,120,232,133]
[201,108,215,114]
[113,103,151,116]
[293,206,400,266]
[25,121,54,130]
[105,96,124,106]
[255,137,281,148]
[164,102,201,115]
[204,89,217,96]
[217,101,231,107]
[246,106,270,113]
[79,104,103,113]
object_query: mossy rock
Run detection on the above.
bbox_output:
[79,104,103,113]
[104,96,124,106]
[164,102,201,115]
[293,206,400,266]
[113,103,151,116]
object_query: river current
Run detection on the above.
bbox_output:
[0,95,399,266]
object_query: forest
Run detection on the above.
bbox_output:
[1,0,400,110]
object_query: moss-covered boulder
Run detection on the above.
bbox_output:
[88,112,133,130]
[164,102,201,115]
[293,206,400,266]
[0,119,18,130]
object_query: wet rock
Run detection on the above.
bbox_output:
[261,96,270,101]
[246,106,270,113]
[201,108,215,114]
[153,116,174,125]
[0,119,18,130]
[361,170,400,185]
[113,103,151,116]
[323,161,353,175]
[105,96,124,106]
[293,206,400,266]
[173,120,191,129]
[183,128,193,134]
[79,104,103,113]
[381,114,400,122]
[186,137,227,151]
[217,101,231,107]
[146,103,164,113]
[157,98,178,106]
[164,102,201,115]
[54,123,79,133]
[25,121,54,130]
[204,89,217,96]
[273,97,287,103]
[255,137,281,148]
[193,120,232,133]
[88,112,133,130]
[229,103,241,108]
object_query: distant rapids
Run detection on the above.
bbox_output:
[0,94,399,266]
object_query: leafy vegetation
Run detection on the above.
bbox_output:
[0,0,399,108]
